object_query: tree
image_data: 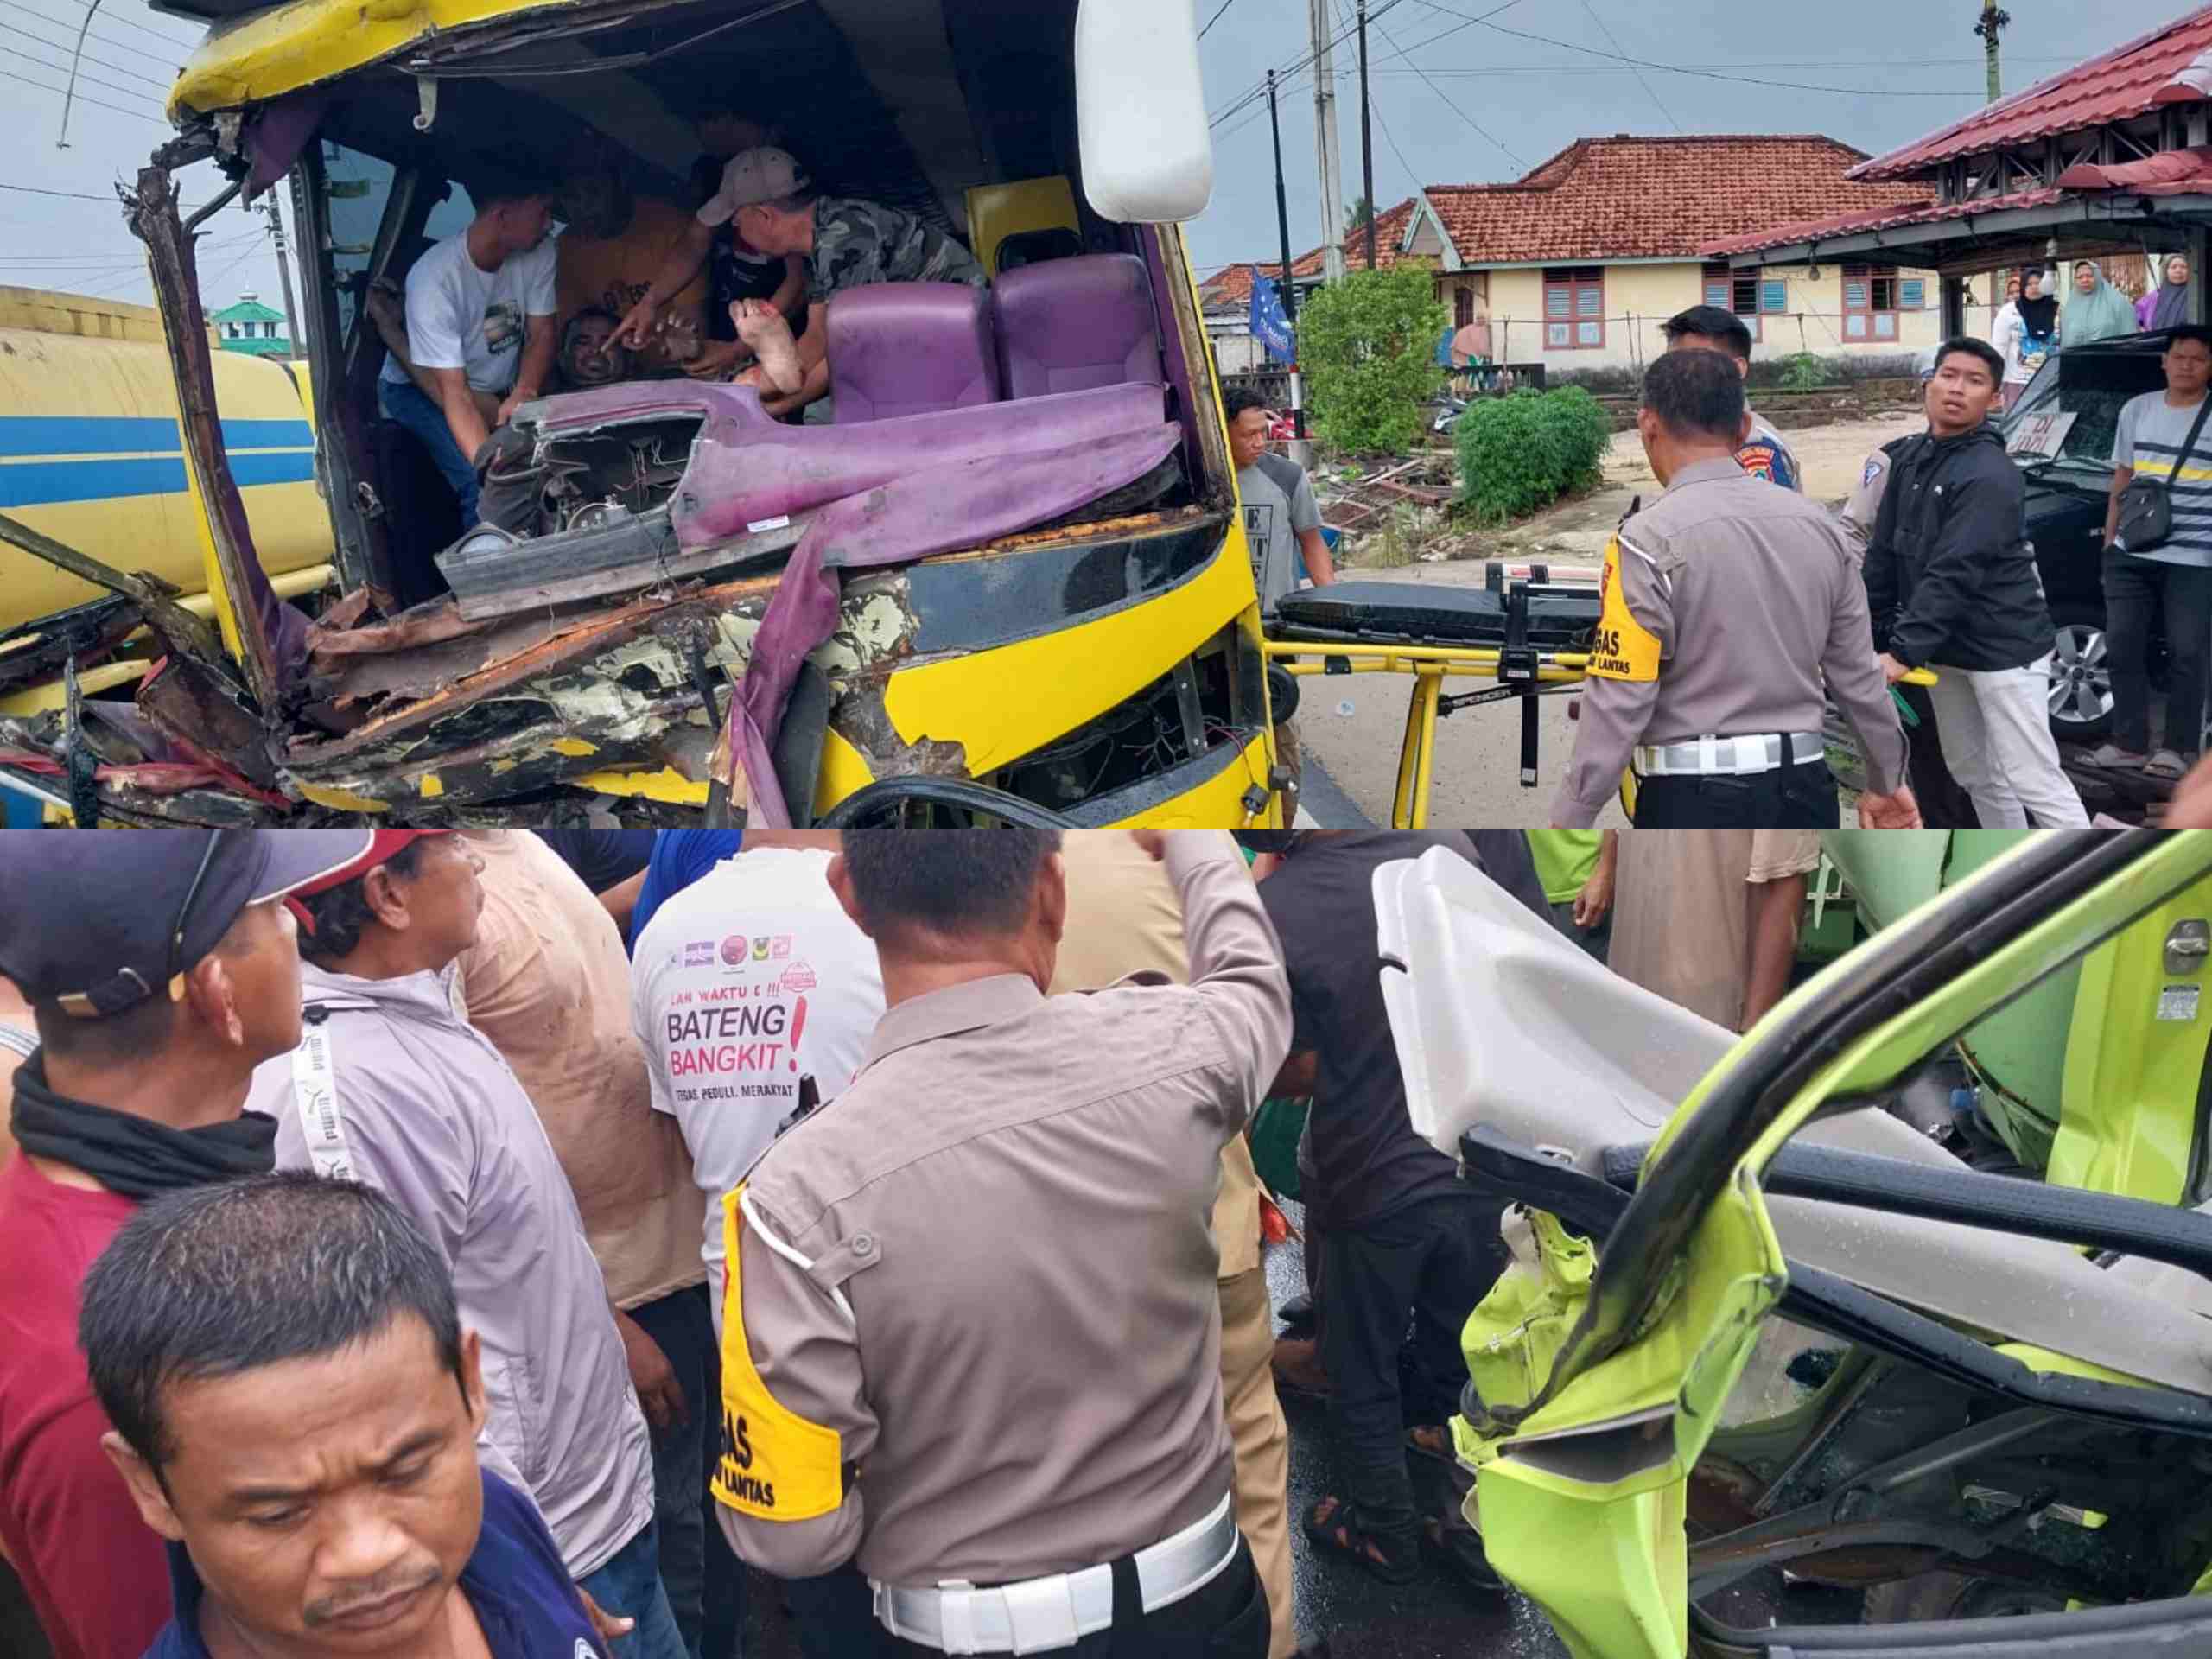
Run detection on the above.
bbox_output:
[1345,194,1374,230]
[1296,264,1451,455]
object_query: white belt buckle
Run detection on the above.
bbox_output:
[938,1582,981,1656]
[1734,734,1765,774]
[1001,1573,1081,1654]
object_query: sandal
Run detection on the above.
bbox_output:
[1421,1515,1507,1593]
[2085,742,2149,770]
[1303,1496,1421,1586]
[2148,749,2188,780]
[1406,1423,1459,1466]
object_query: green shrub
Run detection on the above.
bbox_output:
[1778,352,1827,391]
[1453,385,1614,524]
[1295,264,1450,456]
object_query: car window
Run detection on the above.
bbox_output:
[2007,347,2165,472]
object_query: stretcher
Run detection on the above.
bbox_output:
[1263,567,1936,830]
[1264,569,1599,830]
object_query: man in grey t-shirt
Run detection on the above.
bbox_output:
[1227,389,1335,794]
[2102,326,2212,777]
[1228,389,1334,615]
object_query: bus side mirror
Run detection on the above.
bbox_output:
[1075,0,1213,223]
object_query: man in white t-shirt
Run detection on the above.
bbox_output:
[629,831,887,1328]
[378,183,560,524]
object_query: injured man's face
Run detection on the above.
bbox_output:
[562,313,632,387]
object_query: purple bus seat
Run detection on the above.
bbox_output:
[994,254,1162,400]
[826,283,1001,423]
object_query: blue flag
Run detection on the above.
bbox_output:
[1250,274,1295,365]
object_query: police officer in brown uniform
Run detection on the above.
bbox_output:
[1551,349,1921,831]
[710,830,1289,1657]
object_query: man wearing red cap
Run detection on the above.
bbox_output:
[0,829,371,1659]
[249,831,686,1659]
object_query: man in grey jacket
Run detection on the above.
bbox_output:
[247,830,686,1659]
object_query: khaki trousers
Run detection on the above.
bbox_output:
[1217,1267,1296,1659]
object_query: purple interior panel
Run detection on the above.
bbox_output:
[524,379,1168,550]
[730,419,1185,826]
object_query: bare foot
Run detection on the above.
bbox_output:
[732,299,802,395]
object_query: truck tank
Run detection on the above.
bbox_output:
[0,284,333,631]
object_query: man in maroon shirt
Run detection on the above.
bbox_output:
[0,830,368,1659]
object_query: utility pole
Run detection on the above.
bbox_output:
[1357,3,1376,270]
[1974,0,2010,102]
[1268,71,1306,441]
[1311,0,1346,283]
[264,190,304,362]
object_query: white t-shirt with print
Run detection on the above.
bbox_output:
[629,847,886,1326]
[381,229,559,394]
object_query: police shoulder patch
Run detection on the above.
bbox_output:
[1585,536,1662,683]
[711,1187,845,1524]
[1862,457,1883,486]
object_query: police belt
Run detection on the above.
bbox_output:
[1631,732,1827,779]
[871,1489,1238,1655]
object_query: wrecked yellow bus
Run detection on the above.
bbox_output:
[0,0,1291,830]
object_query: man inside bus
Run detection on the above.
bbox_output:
[556,152,709,375]
[618,147,987,418]
[377,176,561,525]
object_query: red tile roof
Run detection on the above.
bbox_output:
[1851,5,2212,181]
[1421,135,1925,264]
[1702,188,2061,257]
[2055,144,2212,193]
[1198,197,1419,308]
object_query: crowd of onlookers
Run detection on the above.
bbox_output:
[0,827,1849,1659]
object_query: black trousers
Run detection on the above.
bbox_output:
[882,1539,1269,1658]
[1631,756,1840,829]
[2103,547,2212,755]
[1319,1195,1503,1552]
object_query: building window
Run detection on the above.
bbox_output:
[1543,266,1604,350]
[1455,286,1475,330]
[1700,263,1764,342]
[1843,264,1901,341]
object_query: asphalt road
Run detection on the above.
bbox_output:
[734,1199,1567,1658]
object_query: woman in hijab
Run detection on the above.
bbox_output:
[2066,258,2139,346]
[1993,270,2058,409]
[2149,253,2194,332]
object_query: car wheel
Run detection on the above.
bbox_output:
[1863,1569,2069,1624]
[2047,616,2113,741]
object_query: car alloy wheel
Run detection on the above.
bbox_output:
[2048,621,2113,732]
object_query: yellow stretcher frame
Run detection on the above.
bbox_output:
[1262,636,1936,830]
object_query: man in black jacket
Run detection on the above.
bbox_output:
[1866,338,2088,828]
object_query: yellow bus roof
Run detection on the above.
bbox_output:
[169,0,582,120]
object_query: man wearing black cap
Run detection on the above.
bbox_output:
[0,829,369,1659]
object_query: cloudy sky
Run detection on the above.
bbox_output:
[0,0,2201,320]
[1185,0,2198,273]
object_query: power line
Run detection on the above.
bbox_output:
[0,0,185,69]
[1406,1,1994,97]
[6,20,175,91]
[0,180,117,200]
[1575,0,1678,131]
[1198,0,1239,41]
[0,64,165,123]
[1207,0,1418,128]
[14,41,168,104]
[43,0,201,52]
[1367,1,1526,168]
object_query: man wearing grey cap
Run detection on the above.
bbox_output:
[0,828,370,1659]
[620,145,986,419]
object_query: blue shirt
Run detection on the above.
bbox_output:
[144,1471,605,1659]
[626,830,747,955]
